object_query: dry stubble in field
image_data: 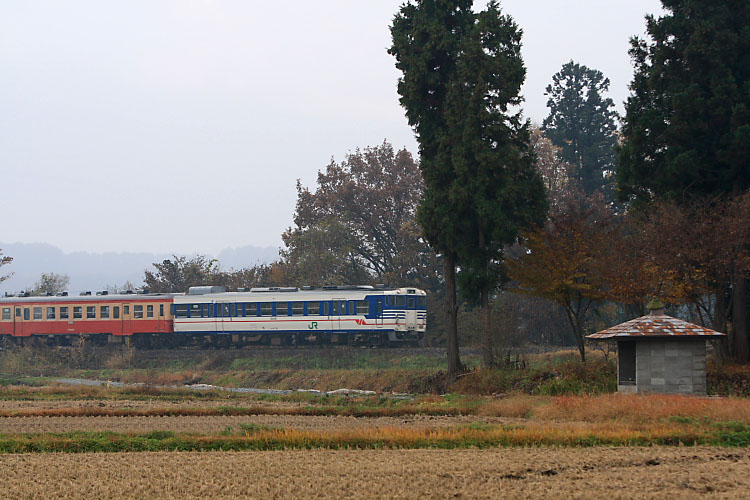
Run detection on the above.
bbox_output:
[0,414,501,434]
[0,447,748,499]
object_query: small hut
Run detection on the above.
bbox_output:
[587,301,725,395]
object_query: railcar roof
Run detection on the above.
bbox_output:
[0,293,180,304]
[174,287,425,302]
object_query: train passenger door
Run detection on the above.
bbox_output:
[13,307,19,336]
[121,304,132,335]
[14,307,24,336]
[375,298,383,327]
[157,303,165,332]
[406,297,417,330]
[335,299,348,331]
[218,302,232,334]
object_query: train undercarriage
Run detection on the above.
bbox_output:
[1,330,424,349]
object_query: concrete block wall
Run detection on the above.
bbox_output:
[634,339,706,395]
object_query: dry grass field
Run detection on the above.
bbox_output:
[1,447,749,499]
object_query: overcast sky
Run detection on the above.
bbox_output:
[1,0,664,256]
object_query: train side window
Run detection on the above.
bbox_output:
[261,303,272,316]
[15,308,21,317]
[60,307,69,319]
[100,306,110,319]
[221,303,232,317]
[395,296,406,307]
[159,304,164,317]
[33,307,42,320]
[357,301,369,315]
[275,302,288,317]
[2,308,10,320]
[407,298,415,309]
[87,306,96,319]
[174,305,188,318]
[332,301,339,315]
[113,306,120,319]
[292,302,304,316]
[134,305,144,319]
[308,302,320,315]
[189,304,202,318]
[24,308,30,321]
[385,296,393,306]
[124,305,130,315]
[340,301,348,315]
[147,305,154,318]
[244,303,257,317]
[47,307,56,320]
[418,296,426,308]
[73,307,82,319]
[323,302,330,316]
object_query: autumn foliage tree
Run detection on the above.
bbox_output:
[0,250,12,283]
[605,195,750,359]
[617,0,750,361]
[30,273,70,296]
[145,255,280,293]
[144,255,221,293]
[530,126,575,211]
[507,194,613,362]
[279,142,440,290]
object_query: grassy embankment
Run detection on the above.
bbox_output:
[2,345,749,396]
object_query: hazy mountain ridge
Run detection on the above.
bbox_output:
[0,242,279,294]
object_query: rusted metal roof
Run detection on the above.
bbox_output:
[587,313,726,339]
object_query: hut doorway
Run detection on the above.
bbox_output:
[618,341,636,386]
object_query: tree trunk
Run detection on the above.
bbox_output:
[731,271,748,363]
[714,286,731,361]
[478,227,494,368]
[444,254,462,376]
[481,287,494,367]
[563,306,586,363]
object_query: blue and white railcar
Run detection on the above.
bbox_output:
[172,285,426,346]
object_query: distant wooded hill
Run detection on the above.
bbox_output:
[0,242,279,294]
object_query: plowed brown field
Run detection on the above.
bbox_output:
[1,447,748,499]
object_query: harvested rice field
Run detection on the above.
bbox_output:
[1,447,749,499]
[1,386,750,497]
[0,414,506,434]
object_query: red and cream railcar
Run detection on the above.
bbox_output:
[0,292,176,343]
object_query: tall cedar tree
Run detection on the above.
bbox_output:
[447,6,547,366]
[391,1,546,371]
[390,0,475,375]
[617,0,750,361]
[543,61,619,201]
